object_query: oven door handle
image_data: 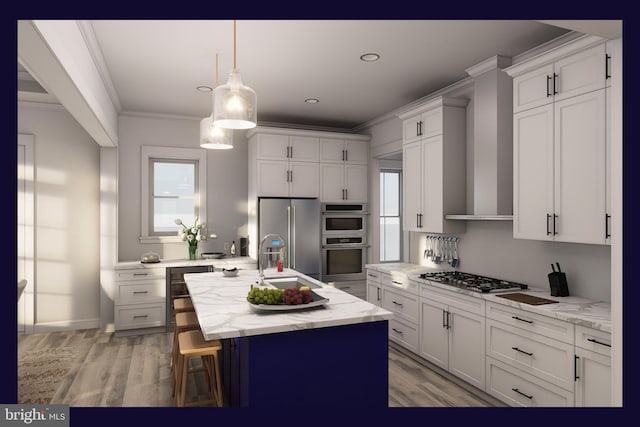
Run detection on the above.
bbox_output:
[322,244,367,249]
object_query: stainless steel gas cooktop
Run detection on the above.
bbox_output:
[417,271,528,293]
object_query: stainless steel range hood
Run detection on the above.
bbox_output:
[447,56,514,221]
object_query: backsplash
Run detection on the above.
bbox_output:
[409,220,611,302]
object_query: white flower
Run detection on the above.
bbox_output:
[182,234,187,241]
[187,234,194,242]
[196,235,202,242]
[190,227,197,234]
[174,218,183,226]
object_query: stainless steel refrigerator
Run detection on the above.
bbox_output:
[258,198,321,279]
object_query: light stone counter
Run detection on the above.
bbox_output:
[366,262,611,333]
[184,268,394,341]
[114,256,256,270]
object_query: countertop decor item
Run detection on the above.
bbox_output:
[202,252,226,259]
[175,216,211,260]
[140,252,160,263]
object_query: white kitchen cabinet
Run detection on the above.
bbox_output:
[605,88,612,245]
[320,163,367,202]
[380,272,420,351]
[320,138,368,164]
[574,325,611,407]
[512,43,606,114]
[398,97,467,233]
[254,133,319,162]
[366,269,382,306]
[419,283,486,390]
[513,89,606,244]
[256,159,319,198]
[114,266,166,331]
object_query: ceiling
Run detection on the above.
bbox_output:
[18,20,620,130]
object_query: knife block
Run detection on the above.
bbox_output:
[548,272,570,297]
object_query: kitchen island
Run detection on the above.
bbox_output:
[183,268,394,408]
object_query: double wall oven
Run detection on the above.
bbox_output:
[321,203,367,282]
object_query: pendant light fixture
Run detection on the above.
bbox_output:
[200,53,233,149]
[213,20,257,130]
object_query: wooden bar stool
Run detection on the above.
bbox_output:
[174,297,194,313]
[171,311,200,380]
[175,330,223,407]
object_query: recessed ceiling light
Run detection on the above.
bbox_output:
[360,53,380,62]
[197,85,213,92]
[305,98,319,104]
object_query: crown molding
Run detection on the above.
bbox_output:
[511,30,584,64]
[465,55,512,77]
[77,20,122,112]
[18,100,65,111]
[119,109,202,121]
[247,124,370,141]
[256,120,355,134]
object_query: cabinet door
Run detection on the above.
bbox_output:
[344,140,368,164]
[256,160,289,197]
[344,164,367,202]
[421,135,444,233]
[553,90,606,244]
[574,347,612,407]
[513,64,554,113]
[289,136,320,162]
[320,138,345,162]
[605,88,612,245]
[448,307,485,390]
[255,134,290,160]
[403,114,422,144]
[554,44,606,103]
[366,281,382,306]
[419,298,449,371]
[513,104,554,241]
[289,161,319,198]
[421,108,443,138]
[402,140,422,232]
[320,163,346,202]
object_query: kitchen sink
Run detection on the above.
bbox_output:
[263,276,321,289]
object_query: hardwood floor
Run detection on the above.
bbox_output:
[17,329,496,407]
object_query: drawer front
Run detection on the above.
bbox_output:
[486,357,573,407]
[486,319,574,391]
[334,282,366,300]
[117,280,165,305]
[575,325,611,357]
[366,269,381,283]
[383,272,419,295]
[486,301,574,343]
[117,268,165,281]
[419,283,485,316]
[366,282,382,306]
[383,287,419,323]
[115,303,166,330]
[389,317,419,353]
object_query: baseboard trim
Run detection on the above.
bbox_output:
[389,341,506,407]
[33,318,100,333]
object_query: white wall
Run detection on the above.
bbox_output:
[117,113,249,261]
[17,103,101,330]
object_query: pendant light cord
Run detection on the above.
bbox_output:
[233,20,237,70]
[215,53,219,86]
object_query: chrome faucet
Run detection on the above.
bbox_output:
[258,233,287,284]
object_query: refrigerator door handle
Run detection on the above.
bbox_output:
[291,206,296,269]
[287,205,292,268]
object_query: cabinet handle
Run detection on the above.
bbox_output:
[606,213,611,238]
[391,280,403,285]
[419,121,423,136]
[512,316,533,324]
[340,286,351,290]
[133,273,148,276]
[377,287,381,301]
[290,170,293,182]
[290,146,293,158]
[574,355,580,381]
[443,310,447,328]
[368,273,378,278]
[342,189,345,200]
[511,388,533,400]
[416,122,420,137]
[446,311,451,329]
[133,315,149,319]
[511,346,533,356]
[553,73,558,95]
[587,338,611,348]
[546,75,552,97]
[391,328,404,335]
[345,150,348,162]
[392,301,403,307]
[345,188,348,200]
[133,291,149,294]
[553,214,558,235]
[546,213,551,236]
[605,54,611,79]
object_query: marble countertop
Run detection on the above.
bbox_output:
[115,256,256,270]
[365,263,611,333]
[184,268,394,341]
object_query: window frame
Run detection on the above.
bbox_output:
[139,146,207,244]
[379,168,402,263]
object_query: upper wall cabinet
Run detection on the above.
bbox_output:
[398,96,468,234]
[506,35,611,245]
[320,138,368,164]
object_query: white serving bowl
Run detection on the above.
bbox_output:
[222,268,239,277]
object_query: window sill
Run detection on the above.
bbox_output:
[139,236,183,244]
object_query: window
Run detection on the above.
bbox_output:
[380,170,401,262]
[140,146,207,243]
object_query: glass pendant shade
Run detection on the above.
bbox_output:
[213,70,257,130]
[200,116,233,149]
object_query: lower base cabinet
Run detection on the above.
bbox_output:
[574,324,612,406]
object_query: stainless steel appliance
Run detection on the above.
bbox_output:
[258,198,321,279]
[417,271,528,293]
[320,203,368,282]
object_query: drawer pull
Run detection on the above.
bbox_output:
[133,273,148,276]
[391,328,404,335]
[367,273,378,278]
[392,280,403,285]
[512,316,533,324]
[133,291,149,294]
[574,355,580,381]
[587,338,611,348]
[133,315,149,319]
[511,388,533,400]
[512,347,533,356]
[339,286,351,290]
[392,301,403,307]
